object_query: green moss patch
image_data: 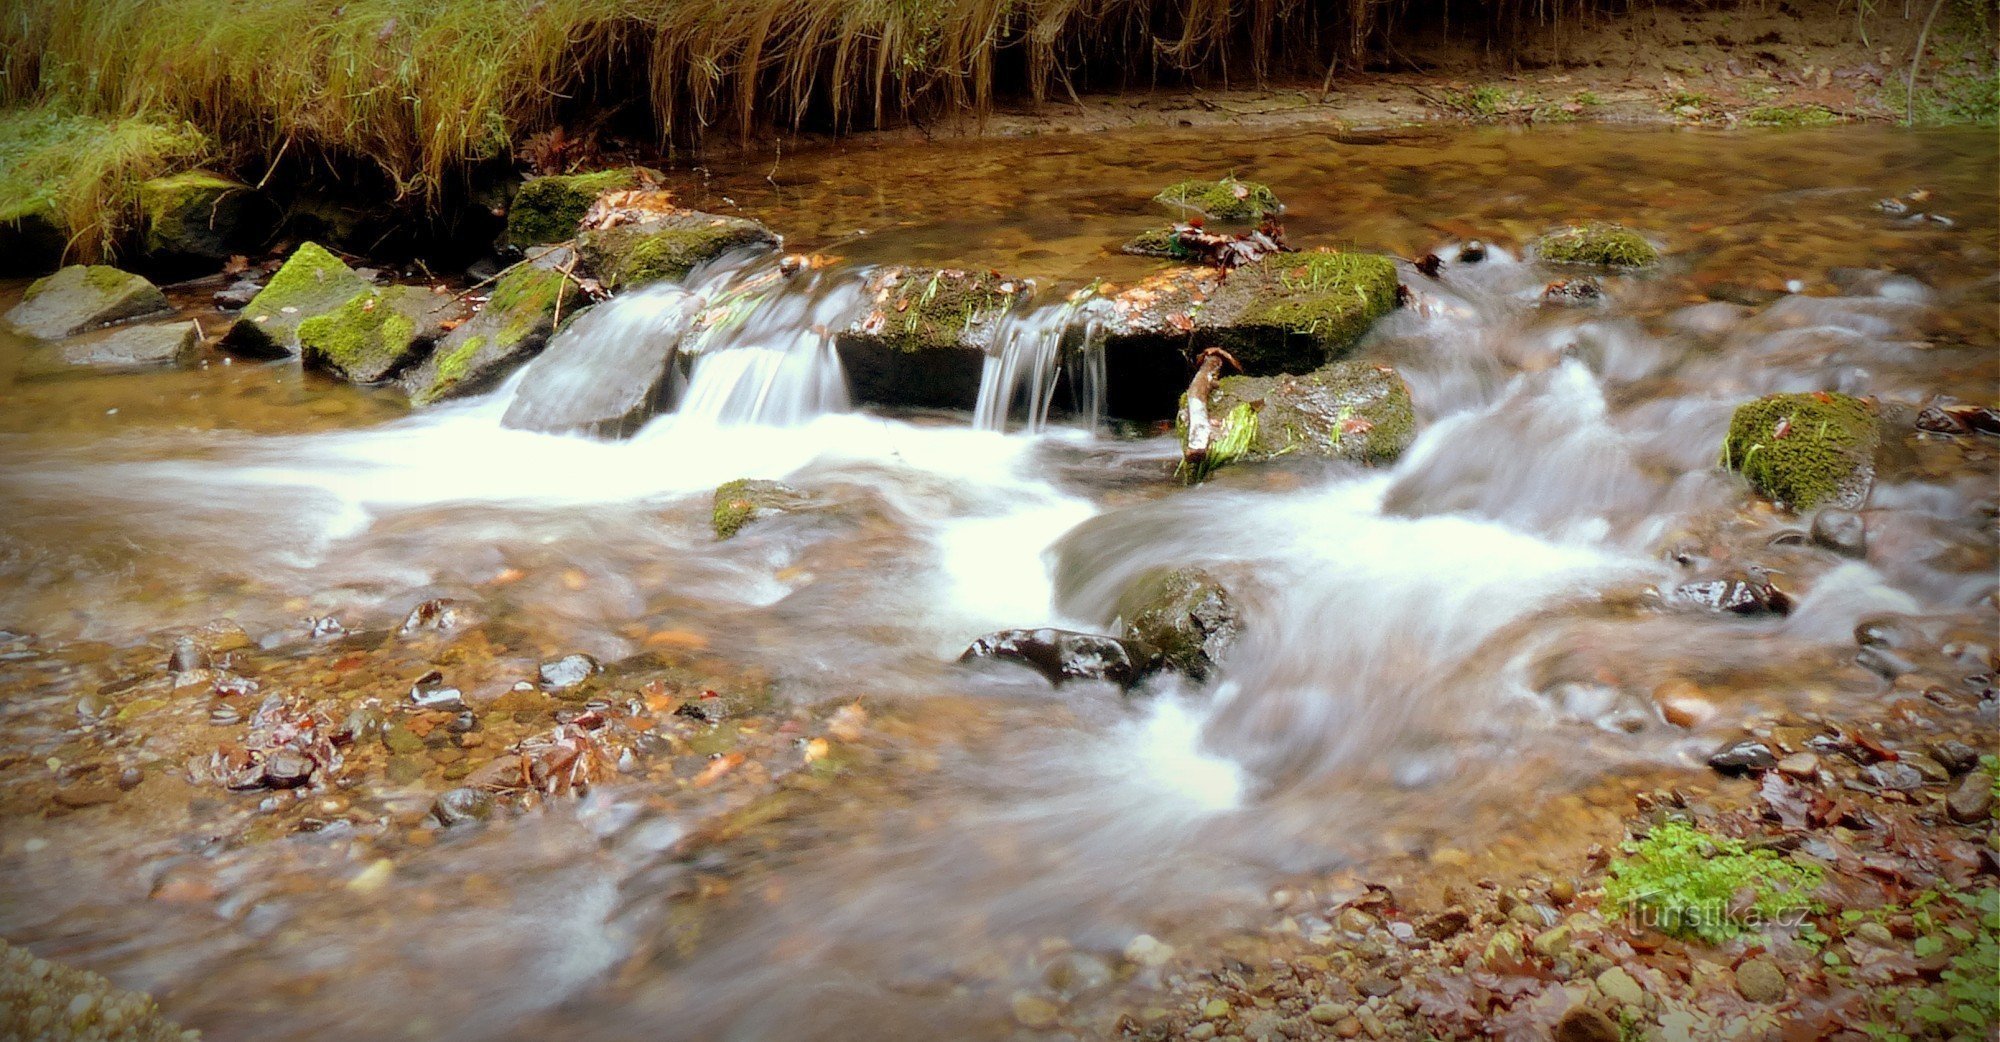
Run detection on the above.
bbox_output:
[1723,392,1879,510]
[1179,359,1415,479]
[403,253,578,406]
[221,241,369,357]
[1743,105,1842,127]
[0,102,212,264]
[1154,177,1283,222]
[1211,251,1400,371]
[1121,226,1190,260]
[712,479,814,539]
[140,169,272,261]
[849,266,1027,353]
[576,212,777,291]
[297,284,447,382]
[505,168,655,247]
[1604,821,1823,945]
[1534,223,1659,268]
[4,264,169,339]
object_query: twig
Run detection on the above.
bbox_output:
[551,252,579,327]
[254,136,293,192]
[1906,0,1947,126]
[1181,347,1245,467]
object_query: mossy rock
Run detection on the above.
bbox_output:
[575,211,777,291]
[297,284,451,383]
[1120,226,1190,260]
[1205,251,1402,373]
[1153,177,1283,223]
[219,242,370,358]
[4,265,170,339]
[836,266,1031,409]
[1723,392,1879,510]
[712,479,816,539]
[1114,567,1240,679]
[1533,224,1659,268]
[1178,360,1416,477]
[139,170,276,263]
[401,250,579,406]
[504,168,659,247]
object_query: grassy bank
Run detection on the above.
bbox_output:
[0,105,211,262]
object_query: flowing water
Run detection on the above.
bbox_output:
[0,125,1994,1040]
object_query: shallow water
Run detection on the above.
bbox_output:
[0,124,1994,1040]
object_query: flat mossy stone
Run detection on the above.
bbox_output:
[712,479,816,539]
[402,249,579,406]
[5,265,170,339]
[140,170,276,262]
[219,242,369,358]
[1723,392,1879,510]
[1178,360,1416,477]
[1534,224,1659,268]
[1153,177,1283,223]
[504,168,658,247]
[1114,567,1241,679]
[575,211,778,291]
[297,284,450,383]
[1204,251,1401,373]
[835,265,1031,409]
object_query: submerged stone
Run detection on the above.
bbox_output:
[576,210,777,292]
[1153,176,1283,222]
[504,167,658,247]
[538,654,601,691]
[958,628,1161,689]
[1179,359,1416,478]
[297,284,452,382]
[1115,567,1240,679]
[1533,224,1659,268]
[402,249,580,406]
[36,321,198,372]
[835,266,1031,409]
[712,479,816,539]
[1723,392,1879,510]
[139,170,276,264]
[5,265,170,339]
[219,242,370,358]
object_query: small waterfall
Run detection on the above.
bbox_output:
[972,298,1106,434]
[675,264,862,426]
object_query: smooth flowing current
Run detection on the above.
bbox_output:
[0,125,1993,1040]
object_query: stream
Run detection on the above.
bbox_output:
[0,124,1994,1040]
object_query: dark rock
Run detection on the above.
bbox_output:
[399,598,473,635]
[538,654,601,692]
[1928,740,1981,775]
[139,171,277,264]
[431,786,494,827]
[1554,1008,1619,1042]
[1810,509,1867,556]
[712,479,818,539]
[1116,567,1241,679]
[1177,360,1417,477]
[1668,573,1793,616]
[835,266,1031,410]
[498,277,697,437]
[1946,772,1993,823]
[5,265,170,339]
[1540,277,1605,306]
[260,748,314,789]
[1457,240,1487,263]
[401,249,578,406]
[297,284,454,383]
[1915,398,2000,436]
[1708,740,1779,775]
[959,628,1161,689]
[1416,910,1469,942]
[219,242,370,358]
[214,279,262,310]
[167,636,209,674]
[575,210,777,292]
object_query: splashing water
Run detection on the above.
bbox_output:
[972,297,1106,433]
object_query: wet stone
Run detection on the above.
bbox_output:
[1708,740,1778,775]
[409,670,467,712]
[1810,509,1867,556]
[1734,957,1786,1003]
[260,748,314,789]
[1928,740,1980,775]
[431,786,494,827]
[538,654,600,692]
[959,628,1161,689]
[1861,761,1923,792]
[1946,772,1993,823]
[167,636,208,674]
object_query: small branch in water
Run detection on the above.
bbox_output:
[1181,346,1244,469]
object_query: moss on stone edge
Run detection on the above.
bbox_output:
[712,478,807,539]
[861,267,1026,353]
[1723,391,1879,511]
[581,220,775,291]
[432,335,487,388]
[1534,224,1659,268]
[1153,177,1283,222]
[225,241,368,355]
[296,285,434,381]
[1121,226,1191,260]
[140,169,246,255]
[486,264,574,349]
[1241,251,1400,353]
[7,264,168,338]
[1182,359,1415,476]
[1744,105,1842,127]
[504,168,648,247]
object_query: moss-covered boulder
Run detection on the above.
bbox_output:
[4,265,170,339]
[1204,251,1402,373]
[504,168,659,247]
[1120,227,1188,260]
[218,242,370,358]
[1153,177,1283,223]
[297,284,452,383]
[1114,567,1240,680]
[1533,224,1659,268]
[401,250,580,406]
[835,266,1032,409]
[1723,392,1879,510]
[139,170,276,263]
[1179,360,1416,479]
[712,479,817,538]
[575,211,778,292]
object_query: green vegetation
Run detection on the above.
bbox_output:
[222,242,369,356]
[1604,821,1824,945]
[711,479,808,538]
[1178,402,1260,483]
[1535,224,1658,267]
[0,103,211,262]
[296,285,439,381]
[1241,250,1399,353]
[1196,360,1415,469]
[1855,888,2000,1040]
[4,264,169,338]
[1723,391,1879,511]
[1154,177,1282,222]
[139,170,257,258]
[1744,104,1842,127]
[860,267,1024,353]
[577,216,775,290]
[1443,85,1523,121]
[505,168,651,246]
